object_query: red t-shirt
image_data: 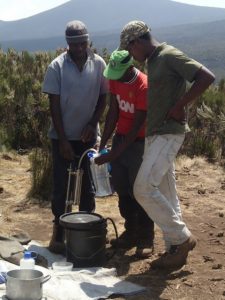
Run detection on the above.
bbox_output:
[109,70,147,138]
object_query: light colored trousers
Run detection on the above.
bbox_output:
[133,134,191,248]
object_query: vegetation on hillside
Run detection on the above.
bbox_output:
[0,47,224,201]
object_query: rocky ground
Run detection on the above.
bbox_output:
[0,153,225,299]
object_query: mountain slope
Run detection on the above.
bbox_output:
[1,0,225,41]
[1,18,225,80]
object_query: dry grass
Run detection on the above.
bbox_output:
[1,153,225,299]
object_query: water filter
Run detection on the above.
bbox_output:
[88,150,113,197]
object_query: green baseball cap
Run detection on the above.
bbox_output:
[103,50,133,80]
[119,20,150,50]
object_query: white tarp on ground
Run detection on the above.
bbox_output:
[0,242,146,300]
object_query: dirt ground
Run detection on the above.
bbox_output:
[1,153,225,300]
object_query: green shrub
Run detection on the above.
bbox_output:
[1,47,225,201]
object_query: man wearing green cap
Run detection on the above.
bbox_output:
[119,20,215,270]
[95,49,154,258]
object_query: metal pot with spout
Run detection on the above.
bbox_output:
[6,269,50,300]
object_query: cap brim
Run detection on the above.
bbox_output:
[103,60,133,80]
[103,67,126,80]
[103,66,127,80]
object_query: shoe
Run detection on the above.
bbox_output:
[110,230,136,249]
[135,228,155,258]
[48,223,65,254]
[150,235,197,270]
[135,240,154,258]
[48,240,65,254]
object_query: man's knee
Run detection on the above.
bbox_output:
[134,180,158,203]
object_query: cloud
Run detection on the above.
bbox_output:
[0,0,69,21]
[172,0,225,8]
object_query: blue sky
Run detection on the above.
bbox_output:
[0,0,225,21]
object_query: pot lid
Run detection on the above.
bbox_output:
[61,213,101,224]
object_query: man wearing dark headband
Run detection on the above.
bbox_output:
[42,20,107,254]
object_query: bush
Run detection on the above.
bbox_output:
[1,47,225,201]
[181,85,225,161]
